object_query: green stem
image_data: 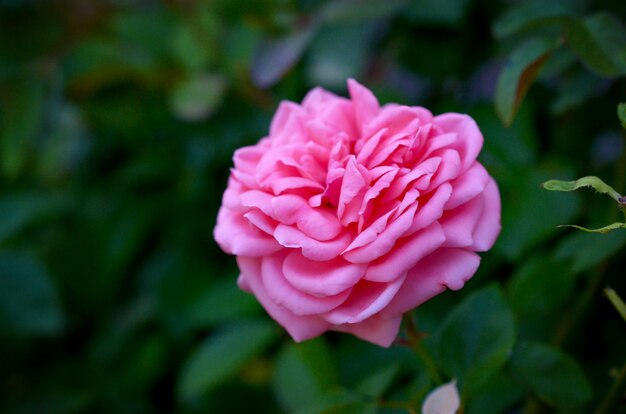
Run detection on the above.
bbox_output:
[593,360,626,414]
[403,313,444,385]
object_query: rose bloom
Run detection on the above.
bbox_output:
[214,80,500,347]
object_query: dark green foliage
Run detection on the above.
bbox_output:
[0,1,625,413]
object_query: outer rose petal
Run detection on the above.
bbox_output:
[440,194,485,248]
[471,178,502,251]
[214,208,282,256]
[444,162,490,210]
[433,113,484,171]
[261,253,351,316]
[237,256,329,341]
[348,78,380,128]
[332,314,402,348]
[381,248,480,318]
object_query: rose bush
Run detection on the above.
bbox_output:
[214,79,501,347]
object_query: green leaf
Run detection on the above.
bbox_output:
[407,0,472,26]
[466,373,524,414]
[318,0,408,23]
[0,251,63,336]
[605,287,626,323]
[170,21,215,71]
[0,73,45,179]
[185,277,261,329]
[273,338,338,413]
[0,192,65,243]
[177,319,278,402]
[618,103,626,130]
[497,166,581,261]
[493,0,576,38]
[305,23,375,90]
[554,230,626,274]
[508,255,574,317]
[564,13,626,77]
[433,285,516,396]
[356,363,399,399]
[550,70,604,115]
[252,27,315,88]
[495,37,558,126]
[509,341,593,409]
[295,391,364,414]
[169,73,227,122]
[542,176,622,203]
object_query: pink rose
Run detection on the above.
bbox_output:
[214,79,501,347]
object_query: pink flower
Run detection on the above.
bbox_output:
[214,79,501,347]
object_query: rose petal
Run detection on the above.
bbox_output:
[407,183,452,234]
[434,113,484,171]
[243,210,277,235]
[422,380,461,414]
[471,178,502,251]
[261,253,350,316]
[364,222,446,282]
[348,78,380,128]
[444,162,490,210]
[283,250,366,296]
[240,190,276,217]
[343,203,418,263]
[237,256,329,341]
[214,208,282,256]
[274,224,352,261]
[440,193,484,248]
[332,314,402,348]
[381,248,480,317]
[271,194,342,241]
[338,156,369,225]
[324,275,406,324]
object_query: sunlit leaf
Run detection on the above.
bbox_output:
[495,37,558,126]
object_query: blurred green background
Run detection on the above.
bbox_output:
[1,0,626,413]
